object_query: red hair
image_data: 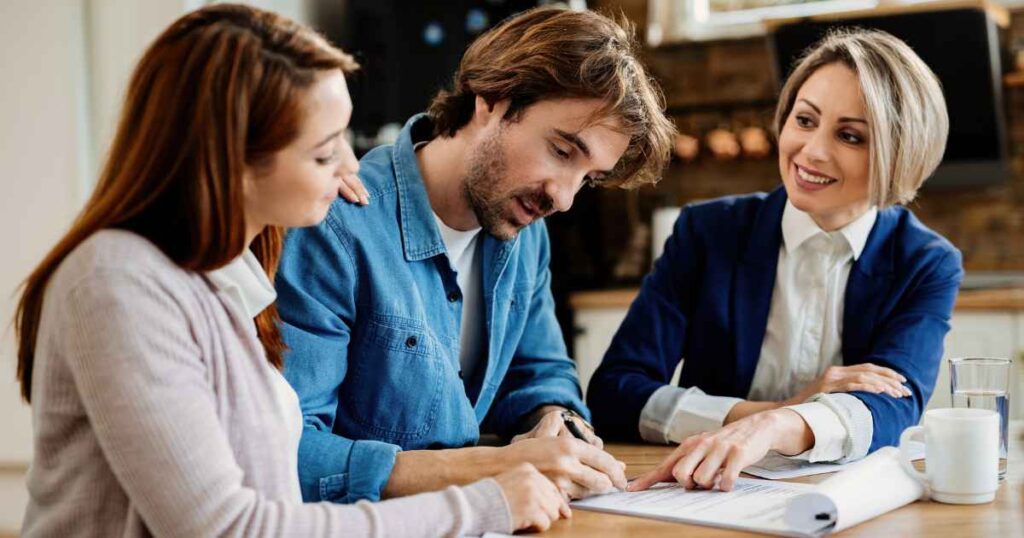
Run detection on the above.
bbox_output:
[14,4,357,401]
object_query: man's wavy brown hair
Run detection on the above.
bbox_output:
[428,6,675,188]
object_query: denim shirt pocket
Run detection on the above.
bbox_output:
[344,314,444,443]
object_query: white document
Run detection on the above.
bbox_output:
[745,441,925,480]
[783,447,926,535]
[574,447,925,536]
[573,478,822,537]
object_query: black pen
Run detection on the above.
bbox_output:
[562,412,588,441]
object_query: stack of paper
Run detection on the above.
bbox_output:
[573,447,925,536]
[745,441,925,480]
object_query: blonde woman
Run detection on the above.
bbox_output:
[588,29,962,491]
[15,4,567,536]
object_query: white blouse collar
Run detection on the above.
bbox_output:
[782,200,878,261]
[206,249,276,318]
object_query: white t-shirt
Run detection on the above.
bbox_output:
[433,213,486,387]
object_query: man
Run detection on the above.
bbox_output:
[276,6,675,504]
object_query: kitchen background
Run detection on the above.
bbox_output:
[1,0,1022,534]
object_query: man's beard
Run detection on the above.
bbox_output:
[463,131,553,241]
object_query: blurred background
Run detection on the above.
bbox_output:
[2,1,1023,534]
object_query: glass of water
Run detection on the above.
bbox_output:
[949,357,1011,479]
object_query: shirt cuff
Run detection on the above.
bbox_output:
[783,402,847,462]
[639,385,743,444]
[316,439,401,503]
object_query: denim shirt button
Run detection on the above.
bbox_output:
[405,336,418,348]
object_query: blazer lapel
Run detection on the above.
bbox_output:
[842,209,896,363]
[733,189,786,396]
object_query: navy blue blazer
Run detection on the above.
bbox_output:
[588,187,963,452]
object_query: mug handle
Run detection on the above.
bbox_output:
[899,426,928,488]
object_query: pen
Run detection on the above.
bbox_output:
[562,412,589,441]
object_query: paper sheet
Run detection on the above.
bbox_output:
[573,447,925,536]
[784,446,926,534]
[573,478,822,537]
[745,441,925,480]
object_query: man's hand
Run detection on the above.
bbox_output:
[628,409,813,492]
[512,406,603,448]
[384,436,626,500]
[500,437,627,499]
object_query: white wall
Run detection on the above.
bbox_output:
[0,0,310,532]
[0,0,92,531]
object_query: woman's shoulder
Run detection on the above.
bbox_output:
[50,229,196,298]
[882,206,958,255]
[879,206,962,276]
[679,189,784,241]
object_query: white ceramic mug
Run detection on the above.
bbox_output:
[899,408,999,504]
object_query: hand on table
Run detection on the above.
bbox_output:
[493,463,571,532]
[499,436,628,499]
[629,409,812,492]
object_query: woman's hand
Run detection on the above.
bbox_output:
[724,363,912,424]
[337,169,370,205]
[784,363,911,406]
[628,409,812,492]
[493,463,571,532]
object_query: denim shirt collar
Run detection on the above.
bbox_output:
[392,113,448,262]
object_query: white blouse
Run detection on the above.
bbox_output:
[207,249,303,499]
[639,201,880,463]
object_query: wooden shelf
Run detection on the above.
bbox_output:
[571,286,1024,311]
[764,0,1009,32]
[1005,71,1024,88]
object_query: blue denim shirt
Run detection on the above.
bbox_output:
[276,114,589,504]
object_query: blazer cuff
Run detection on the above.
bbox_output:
[784,393,874,463]
[783,402,846,462]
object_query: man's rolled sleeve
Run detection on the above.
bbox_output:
[297,428,401,503]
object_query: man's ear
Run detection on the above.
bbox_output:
[472,96,511,129]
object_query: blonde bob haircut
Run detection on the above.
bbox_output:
[773,28,949,207]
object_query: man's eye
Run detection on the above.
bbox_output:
[550,143,571,160]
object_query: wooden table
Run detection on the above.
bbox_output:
[546,422,1024,536]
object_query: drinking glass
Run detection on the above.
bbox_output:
[949,357,1011,479]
